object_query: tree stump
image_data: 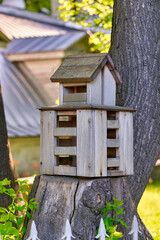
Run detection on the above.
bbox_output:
[24,175,151,240]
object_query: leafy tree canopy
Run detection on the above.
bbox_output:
[58,0,113,52]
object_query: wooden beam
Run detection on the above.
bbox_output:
[107,170,124,176]
[54,127,76,137]
[64,93,86,102]
[107,120,119,129]
[107,158,120,167]
[55,147,76,156]
[107,139,120,148]
[5,50,65,62]
[53,166,76,176]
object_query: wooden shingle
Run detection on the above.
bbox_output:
[50,53,122,84]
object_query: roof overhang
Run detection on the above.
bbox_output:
[5,50,65,62]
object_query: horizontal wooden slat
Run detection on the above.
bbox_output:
[107,158,120,167]
[54,128,76,137]
[54,166,76,176]
[107,120,119,129]
[57,111,76,116]
[107,170,124,176]
[55,147,76,156]
[63,83,86,87]
[107,139,120,148]
[64,93,86,102]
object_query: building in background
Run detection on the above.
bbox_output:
[0,2,89,176]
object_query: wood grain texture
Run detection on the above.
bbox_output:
[63,93,87,102]
[94,111,107,176]
[53,166,77,176]
[77,110,95,177]
[107,139,120,148]
[118,112,133,175]
[40,111,55,175]
[107,120,119,129]
[55,147,76,156]
[54,127,76,137]
[103,66,116,106]
[107,158,120,167]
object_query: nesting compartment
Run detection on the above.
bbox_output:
[40,106,134,177]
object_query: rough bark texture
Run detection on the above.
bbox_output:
[24,0,159,239]
[0,86,18,208]
[109,0,160,205]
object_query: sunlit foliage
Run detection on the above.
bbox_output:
[58,0,113,52]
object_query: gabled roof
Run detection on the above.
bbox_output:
[0,13,67,40]
[5,32,86,54]
[0,52,48,137]
[51,53,122,84]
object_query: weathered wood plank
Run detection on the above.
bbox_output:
[94,110,107,176]
[90,72,102,105]
[107,139,120,148]
[107,158,120,167]
[103,66,116,106]
[40,111,56,175]
[57,111,76,116]
[107,170,124,176]
[64,93,86,102]
[55,147,76,156]
[54,127,77,137]
[59,83,63,105]
[39,104,135,112]
[53,166,77,176]
[77,110,95,177]
[107,120,119,129]
[118,112,133,175]
[63,83,86,87]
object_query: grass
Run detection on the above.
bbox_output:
[138,180,160,240]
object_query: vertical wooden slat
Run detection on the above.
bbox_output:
[40,111,56,175]
[59,83,63,105]
[94,110,107,176]
[119,112,133,175]
[103,66,116,106]
[90,72,102,105]
[77,110,95,177]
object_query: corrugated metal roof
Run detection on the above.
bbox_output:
[0,13,67,40]
[5,32,86,54]
[0,53,46,137]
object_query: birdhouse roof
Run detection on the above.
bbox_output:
[50,53,122,84]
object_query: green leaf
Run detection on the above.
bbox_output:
[115,218,129,229]
[1,178,11,186]
[0,207,8,213]
[115,208,124,215]
[0,213,9,222]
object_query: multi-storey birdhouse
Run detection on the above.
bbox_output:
[39,53,134,177]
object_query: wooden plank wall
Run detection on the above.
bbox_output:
[40,111,56,174]
[119,112,134,175]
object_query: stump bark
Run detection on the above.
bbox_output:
[24,175,151,240]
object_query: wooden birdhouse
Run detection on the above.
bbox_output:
[40,53,134,177]
[50,54,122,106]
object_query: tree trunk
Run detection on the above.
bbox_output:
[0,85,18,208]
[24,0,159,239]
[109,0,160,205]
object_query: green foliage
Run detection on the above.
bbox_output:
[101,196,128,239]
[58,0,113,52]
[0,178,39,240]
[24,0,51,13]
